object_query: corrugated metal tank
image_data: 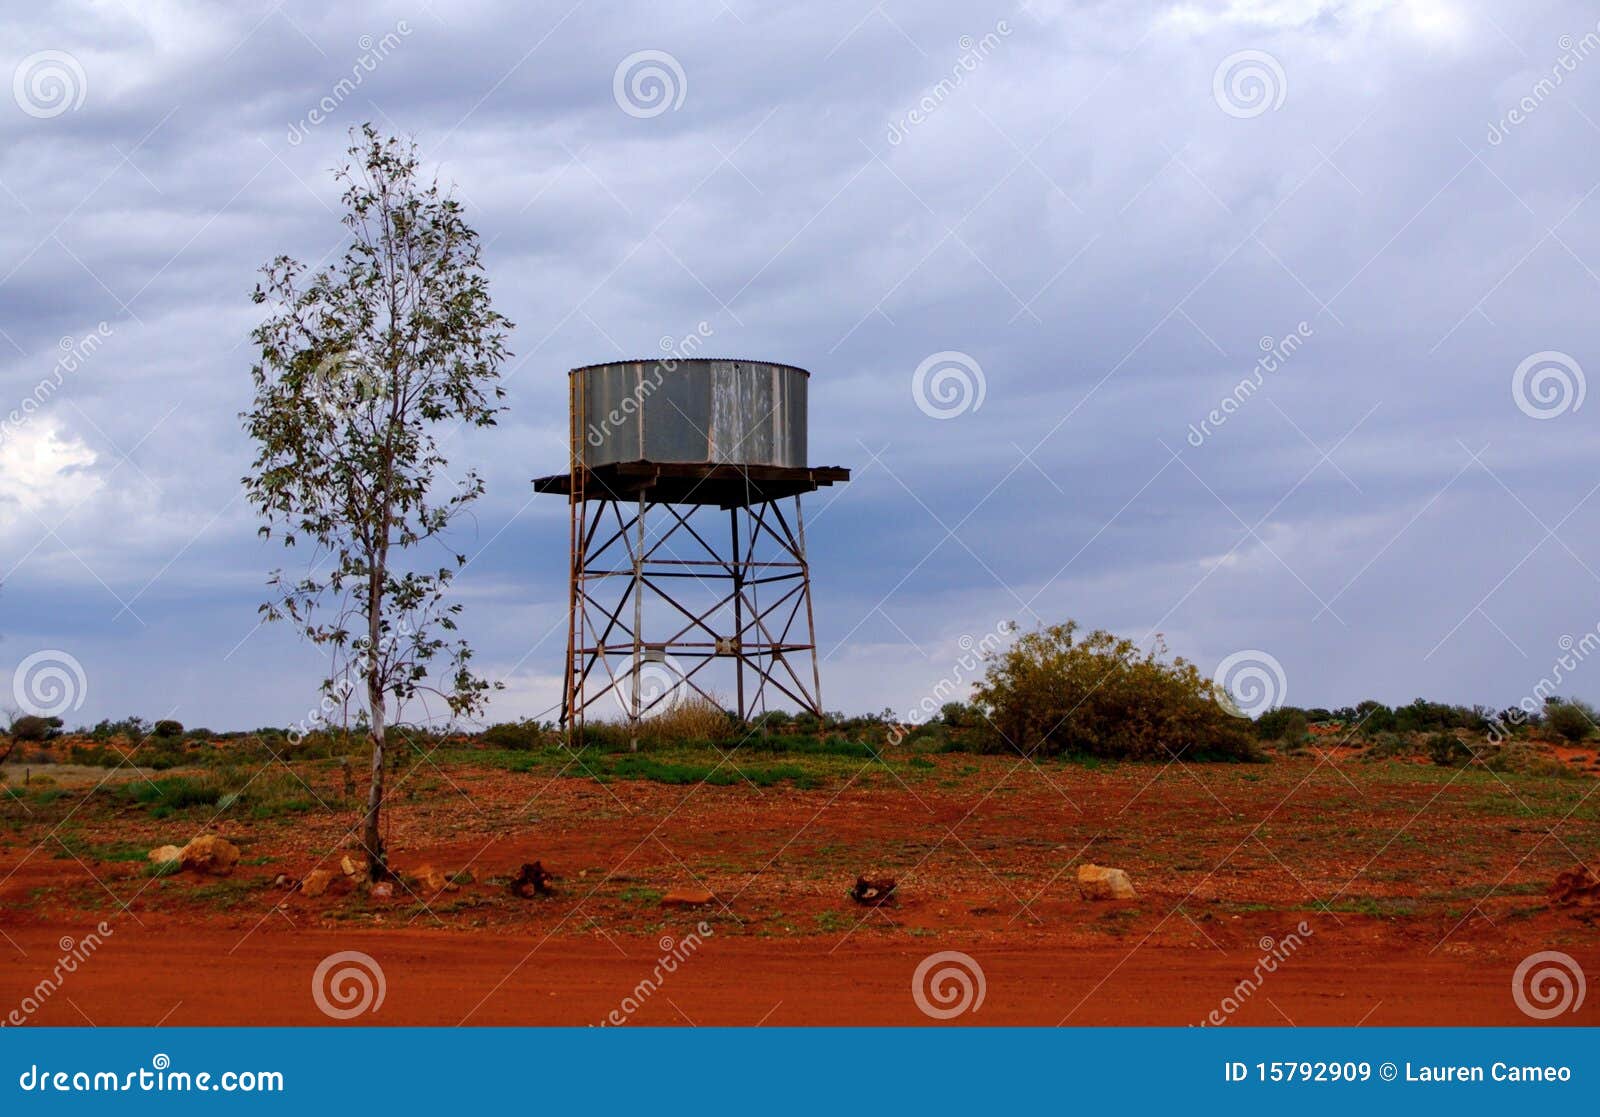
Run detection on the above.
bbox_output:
[574,358,808,468]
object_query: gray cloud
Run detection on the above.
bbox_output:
[4,0,1600,729]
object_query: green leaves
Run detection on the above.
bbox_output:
[973,620,1261,762]
[242,123,512,735]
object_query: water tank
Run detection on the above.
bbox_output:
[573,358,808,469]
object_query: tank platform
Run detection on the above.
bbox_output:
[533,460,849,507]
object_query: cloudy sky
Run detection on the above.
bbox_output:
[2,0,1598,731]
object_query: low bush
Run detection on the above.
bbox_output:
[1426,732,1473,767]
[1363,732,1412,760]
[8,715,63,742]
[480,720,548,750]
[1480,743,1581,779]
[89,716,148,742]
[1255,707,1308,742]
[124,776,219,811]
[1543,699,1596,743]
[972,621,1261,762]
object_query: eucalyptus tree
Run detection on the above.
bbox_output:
[244,125,511,878]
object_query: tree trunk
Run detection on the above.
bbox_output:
[361,690,386,880]
[361,571,387,881]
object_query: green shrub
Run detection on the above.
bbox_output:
[1338,699,1396,734]
[1426,732,1473,767]
[8,715,63,742]
[480,720,547,750]
[68,744,119,767]
[971,621,1261,761]
[1542,699,1596,743]
[1255,707,1308,742]
[152,719,184,739]
[1394,698,1486,734]
[1363,732,1412,759]
[737,734,877,759]
[1481,743,1580,778]
[89,716,148,742]
[124,776,218,810]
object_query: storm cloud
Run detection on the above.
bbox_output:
[2,0,1598,729]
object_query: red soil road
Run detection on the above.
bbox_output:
[2,921,1595,1026]
[3,754,1598,1025]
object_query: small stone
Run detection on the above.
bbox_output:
[339,853,367,878]
[301,869,334,898]
[410,864,452,894]
[178,834,240,876]
[370,881,394,900]
[662,887,716,907]
[1076,863,1137,901]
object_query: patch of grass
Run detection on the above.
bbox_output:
[189,878,261,905]
[53,834,150,863]
[120,769,330,819]
[125,776,218,811]
[733,734,879,760]
[597,754,820,790]
[814,910,850,932]
[619,886,663,906]
[249,798,315,819]
[1310,897,1416,918]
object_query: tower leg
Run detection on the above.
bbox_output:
[795,495,823,718]
[730,506,746,723]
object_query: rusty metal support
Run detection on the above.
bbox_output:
[561,488,823,731]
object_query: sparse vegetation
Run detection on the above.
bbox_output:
[1542,698,1596,743]
[1426,732,1473,768]
[971,621,1262,762]
[8,714,63,742]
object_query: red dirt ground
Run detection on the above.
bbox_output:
[3,752,1598,1025]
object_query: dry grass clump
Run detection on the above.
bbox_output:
[636,693,736,746]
